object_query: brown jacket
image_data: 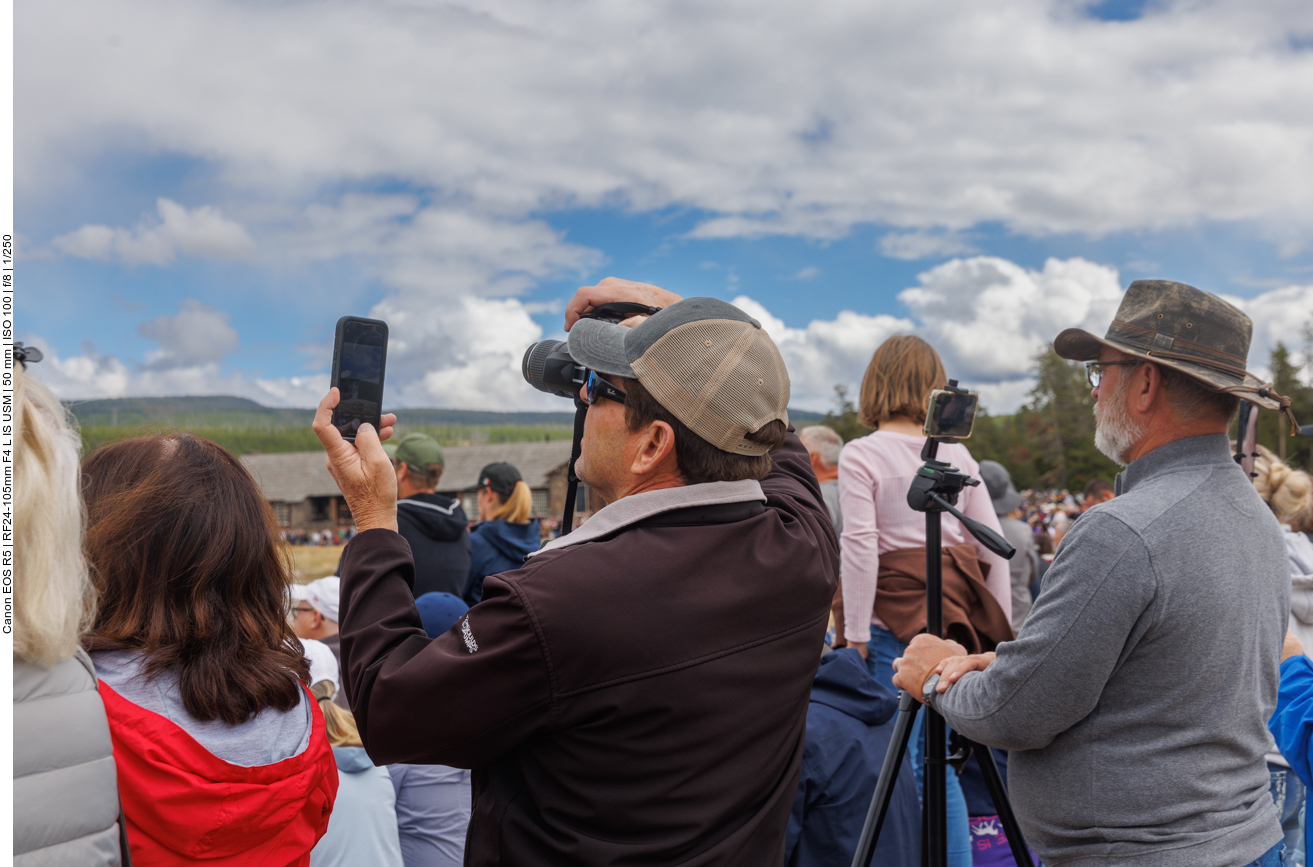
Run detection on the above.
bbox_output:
[337,433,838,866]
[873,545,1014,653]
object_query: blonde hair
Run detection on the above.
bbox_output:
[858,335,947,429]
[1252,444,1313,527]
[310,680,363,748]
[14,366,95,666]
[489,480,533,524]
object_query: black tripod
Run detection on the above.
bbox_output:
[851,436,1035,867]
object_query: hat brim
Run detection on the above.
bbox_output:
[992,489,1024,516]
[1053,328,1284,412]
[568,319,636,377]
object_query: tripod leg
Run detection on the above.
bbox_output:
[967,739,1035,867]
[923,706,948,867]
[851,691,921,867]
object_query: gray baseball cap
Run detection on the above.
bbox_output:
[568,297,791,456]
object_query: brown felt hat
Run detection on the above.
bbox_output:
[1053,280,1299,429]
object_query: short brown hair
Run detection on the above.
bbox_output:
[1156,365,1241,424]
[1082,478,1114,502]
[82,434,309,726]
[623,377,788,484]
[859,335,947,429]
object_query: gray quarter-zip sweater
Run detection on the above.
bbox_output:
[931,434,1287,867]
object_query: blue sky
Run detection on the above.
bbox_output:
[19,0,1313,413]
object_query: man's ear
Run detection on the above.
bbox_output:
[1131,362,1162,415]
[630,420,678,477]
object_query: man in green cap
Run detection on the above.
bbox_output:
[388,433,471,599]
[893,280,1299,867]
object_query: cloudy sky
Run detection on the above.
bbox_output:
[18,0,1313,414]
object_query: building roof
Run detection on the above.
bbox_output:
[434,441,571,494]
[241,440,572,504]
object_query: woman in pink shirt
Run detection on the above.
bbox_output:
[837,335,1013,867]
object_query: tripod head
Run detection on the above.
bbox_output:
[906,436,1016,561]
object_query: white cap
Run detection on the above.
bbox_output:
[299,637,340,695]
[305,577,340,623]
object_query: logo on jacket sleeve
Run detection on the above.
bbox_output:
[461,616,479,653]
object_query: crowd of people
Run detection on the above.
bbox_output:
[11,276,1313,867]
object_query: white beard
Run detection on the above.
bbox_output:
[1093,372,1146,467]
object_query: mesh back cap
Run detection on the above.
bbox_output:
[568,297,790,456]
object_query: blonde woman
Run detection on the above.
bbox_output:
[464,462,541,604]
[12,354,127,867]
[308,682,404,867]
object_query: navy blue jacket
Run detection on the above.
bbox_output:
[465,518,541,604]
[786,648,920,867]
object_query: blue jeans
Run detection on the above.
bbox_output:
[1271,765,1306,858]
[1241,842,1286,867]
[869,627,972,867]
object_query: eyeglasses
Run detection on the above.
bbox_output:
[291,605,316,616]
[1084,360,1142,389]
[584,370,627,406]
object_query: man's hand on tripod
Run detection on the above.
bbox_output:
[891,634,968,705]
[934,651,996,693]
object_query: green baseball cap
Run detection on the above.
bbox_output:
[393,433,444,475]
[382,441,399,460]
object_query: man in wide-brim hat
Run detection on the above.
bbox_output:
[894,280,1297,867]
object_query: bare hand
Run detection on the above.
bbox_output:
[1283,630,1305,663]
[934,651,996,693]
[563,277,683,332]
[891,634,966,704]
[312,388,399,533]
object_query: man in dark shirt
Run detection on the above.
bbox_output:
[390,433,472,597]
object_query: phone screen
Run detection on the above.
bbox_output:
[332,318,388,441]
[923,389,978,439]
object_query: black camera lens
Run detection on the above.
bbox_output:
[522,339,586,398]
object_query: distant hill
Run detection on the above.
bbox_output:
[66,395,825,439]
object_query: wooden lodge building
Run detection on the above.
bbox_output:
[241,441,597,531]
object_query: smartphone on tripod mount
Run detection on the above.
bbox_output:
[922,384,979,440]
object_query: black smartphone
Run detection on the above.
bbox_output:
[330,316,389,442]
[922,387,978,439]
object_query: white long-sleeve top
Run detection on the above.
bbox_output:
[838,430,1012,645]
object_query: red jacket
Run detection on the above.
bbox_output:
[99,681,338,866]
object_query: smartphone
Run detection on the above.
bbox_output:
[923,387,978,439]
[330,316,389,442]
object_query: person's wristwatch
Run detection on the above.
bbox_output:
[922,673,941,704]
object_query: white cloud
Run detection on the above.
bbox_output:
[879,230,978,261]
[50,198,256,265]
[25,334,328,408]
[18,0,1313,248]
[1233,283,1313,384]
[732,295,915,413]
[137,300,239,370]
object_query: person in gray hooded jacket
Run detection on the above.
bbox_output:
[12,355,126,867]
[893,281,1297,867]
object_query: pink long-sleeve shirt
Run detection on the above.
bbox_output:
[838,430,1012,645]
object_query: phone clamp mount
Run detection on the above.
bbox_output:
[520,302,664,536]
[851,414,1034,867]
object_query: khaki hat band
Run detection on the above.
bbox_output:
[1145,348,1249,379]
[1112,320,1248,365]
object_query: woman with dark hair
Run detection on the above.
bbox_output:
[83,433,338,866]
[464,462,541,604]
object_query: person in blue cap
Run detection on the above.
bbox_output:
[390,591,472,867]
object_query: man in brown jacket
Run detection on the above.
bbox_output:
[314,278,838,867]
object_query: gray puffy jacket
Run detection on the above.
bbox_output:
[14,647,126,866]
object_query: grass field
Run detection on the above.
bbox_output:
[285,545,347,583]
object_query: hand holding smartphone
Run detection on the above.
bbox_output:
[330,316,389,442]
